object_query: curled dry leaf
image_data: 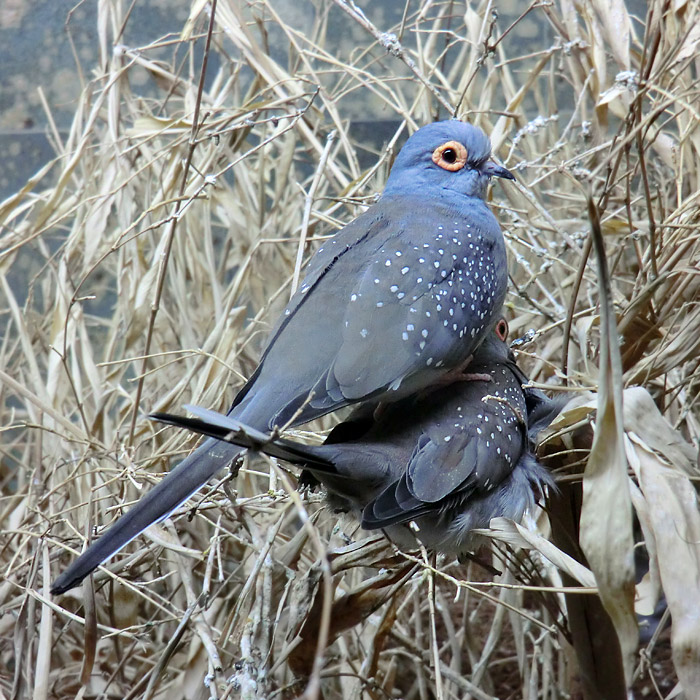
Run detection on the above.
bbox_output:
[627,478,662,618]
[622,386,697,473]
[630,439,700,694]
[478,517,596,588]
[579,198,637,685]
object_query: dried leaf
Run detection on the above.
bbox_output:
[590,0,632,69]
[623,387,696,473]
[635,443,700,693]
[627,478,662,617]
[579,198,637,686]
[483,518,596,587]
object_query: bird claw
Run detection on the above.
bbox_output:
[413,360,494,404]
[454,371,493,383]
[435,353,494,387]
[371,363,494,419]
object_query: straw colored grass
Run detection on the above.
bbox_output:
[1,0,699,698]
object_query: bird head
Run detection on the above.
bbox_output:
[471,317,512,365]
[384,120,514,200]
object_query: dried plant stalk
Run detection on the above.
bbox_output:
[1,0,698,698]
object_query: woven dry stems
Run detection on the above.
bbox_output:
[2,1,699,698]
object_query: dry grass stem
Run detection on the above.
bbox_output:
[2,0,699,698]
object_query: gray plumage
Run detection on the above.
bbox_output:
[51,121,514,594]
[151,330,556,557]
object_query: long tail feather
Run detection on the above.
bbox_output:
[152,406,336,469]
[51,437,239,595]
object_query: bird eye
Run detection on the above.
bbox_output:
[432,140,468,172]
[496,318,508,342]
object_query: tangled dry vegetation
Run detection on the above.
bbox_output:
[2,0,699,698]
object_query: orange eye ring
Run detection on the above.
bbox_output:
[431,140,468,171]
[495,318,509,342]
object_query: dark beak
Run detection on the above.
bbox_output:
[484,161,515,181]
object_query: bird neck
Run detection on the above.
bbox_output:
[381,181,487,205]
